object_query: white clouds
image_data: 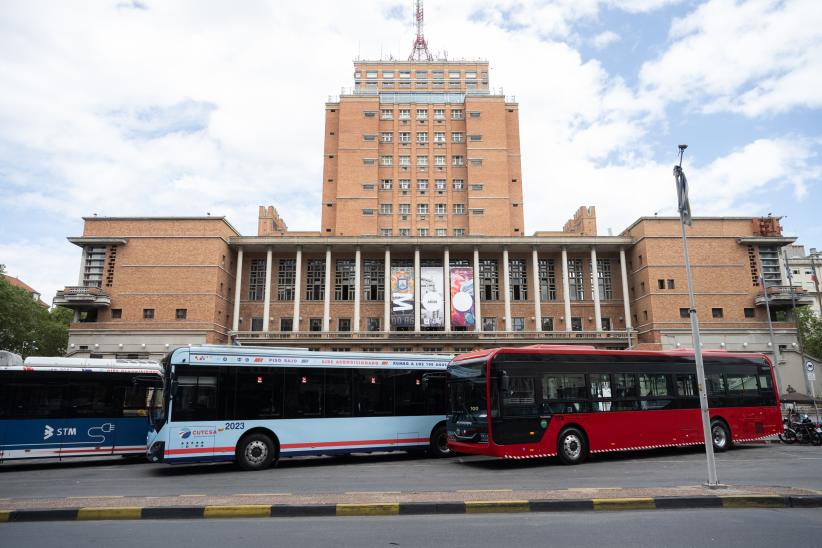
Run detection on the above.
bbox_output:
[639,0,822,116]
[592,30,621,49]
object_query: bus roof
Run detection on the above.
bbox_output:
[168,345,452,370]
[5,356,163,375]
[451,345,769,364]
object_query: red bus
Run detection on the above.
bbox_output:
[446,346,781,464]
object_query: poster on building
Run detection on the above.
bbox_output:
[450,267,475,327]
[390,267,415,329]
[420,267,444,327]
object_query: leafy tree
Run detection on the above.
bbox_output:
[0,264,71,357]
[797,306,822,360]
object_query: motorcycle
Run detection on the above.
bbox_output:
[780,413,822,446]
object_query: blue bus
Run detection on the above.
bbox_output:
[0,357,162,462]
[147,346,451,470]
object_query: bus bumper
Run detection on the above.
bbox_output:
[448,440,491,455]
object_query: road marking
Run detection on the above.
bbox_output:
[457,489,513,493]
[68,496,124,499]
[78,507,142,520]
[233,493,292,497]
[798,457,822,460]
[344,491,401,495]
[567,487,621,491]
[180,494,207,498]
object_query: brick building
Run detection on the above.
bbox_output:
[52,50,817,395]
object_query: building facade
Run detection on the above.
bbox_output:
[51,51,818,395]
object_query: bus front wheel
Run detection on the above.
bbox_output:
[236,433,276,471]
[557,427,588,465]
[429,425,451,458]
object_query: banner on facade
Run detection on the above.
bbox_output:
[450,267,476,327]
[390,267,415,329]
[420,267,444,327]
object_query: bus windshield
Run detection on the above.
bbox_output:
[447,358,488,443]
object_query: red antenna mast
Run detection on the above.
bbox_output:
[408,0,433,61]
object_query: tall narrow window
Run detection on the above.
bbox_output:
[248,258,266,301]
[82,246,107,288]
[335,259,356,301]
[538,259,557,301]
[568,258,584,301]
[593,258,612,299]
[480,259,499,301]
[363,259,384,301]
[509,258,528,301]
[305,259,325,301]
[277,259,295,301]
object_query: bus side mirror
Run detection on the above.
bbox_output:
[501,370,510,392]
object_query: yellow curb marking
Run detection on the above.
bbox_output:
[593,498,656,511]
[465,500,529,513]
[203,505,271,518]
[0,510,10,523]
[336,503,400,516]
[78,507,142,520]
[719,496,786,509]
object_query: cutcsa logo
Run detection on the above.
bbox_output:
[178,428,192,440]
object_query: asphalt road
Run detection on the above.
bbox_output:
[3,509,822,548]
[1,442,822,499]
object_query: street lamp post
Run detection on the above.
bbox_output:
[810,248,822,316]
[783,249,818,422]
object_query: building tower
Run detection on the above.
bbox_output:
[321,9,524,238]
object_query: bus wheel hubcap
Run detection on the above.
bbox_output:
[713,427,726,448]
[437,433,449,454]
[246,441,267,464]
[564,435,581,459]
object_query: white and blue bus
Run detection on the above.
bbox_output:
[0,357,162,462]
[146,346,452,470]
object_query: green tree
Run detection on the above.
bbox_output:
[797,306,822,360]
[0,265,71,357]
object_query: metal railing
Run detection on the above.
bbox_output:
[233,330,629,342]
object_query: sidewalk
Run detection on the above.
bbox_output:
[2,483,821,521]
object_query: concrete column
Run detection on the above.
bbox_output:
[78,246,87,285]
[354,247,361,332]
[443,247,451,332]
[323,247,332,331]
[262,247,273,332]
[591,247,602,332]
[473,247,482,332]
[532,246,541,331]
[384,247,391,332]
[292,246,302,331]
[414,247,421,332]
[232,247,243,332]
[503,247,511,332]
[562,246,572,331]
[620,247,632,334]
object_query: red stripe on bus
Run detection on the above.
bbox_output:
[165,437,429,456]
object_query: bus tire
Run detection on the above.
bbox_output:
[710,420,731,452]
[557,427,588,465]
[428,424,451,458]
[236,433,275,471]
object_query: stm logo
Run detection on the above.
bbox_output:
[43,425,77,440]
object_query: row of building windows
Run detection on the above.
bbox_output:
[247,258,612,303]
[109,308,187,320]
[375,179,469,190]
[373,132,469,143]
[374,108,472,120]
[377,228,467,237]
[248,316,610,333]
[356,70,487,80]
[370,155,474,167]
[370,203,470,215]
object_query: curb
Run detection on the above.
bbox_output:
[2,495,821,522]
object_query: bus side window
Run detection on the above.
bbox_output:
[284,369,322,418]
[236,369,283,420]
[173,376,218,421]
[423,373,447,415]
[324,369,353,417]
[675,374,699,409]
[590,373,612,412]
[354,370,394,416]
[395,370,426,416]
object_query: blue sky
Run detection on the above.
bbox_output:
[1,0,821,302]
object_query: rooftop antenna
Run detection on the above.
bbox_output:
[408,0,433,61]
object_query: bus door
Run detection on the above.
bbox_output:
[167,374,218,459]
[493,369,545,445]
[63,381,118,457]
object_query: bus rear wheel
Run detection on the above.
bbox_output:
[711,420,731,452]
[557,427,588,465]
[429,425,451,458]
[236,433,276,471]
